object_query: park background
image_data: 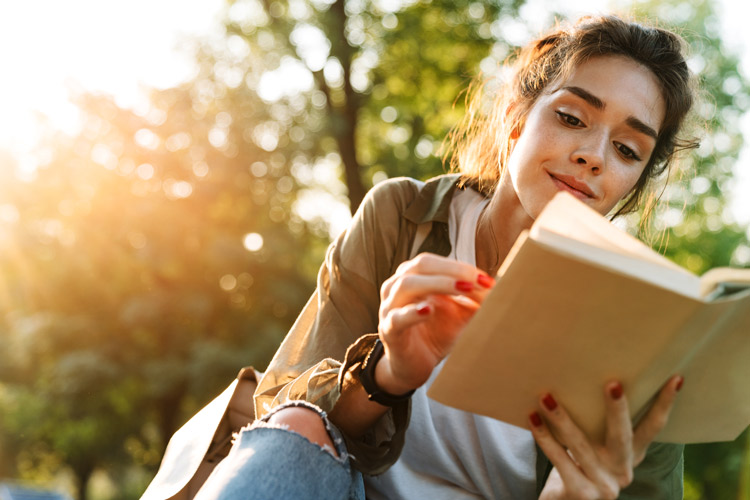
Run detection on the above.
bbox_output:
[0,0,748,498]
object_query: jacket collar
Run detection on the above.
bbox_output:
[403,174,463,224]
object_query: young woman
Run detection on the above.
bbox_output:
[195,14,697,500]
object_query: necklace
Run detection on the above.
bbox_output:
[477,201,501,275]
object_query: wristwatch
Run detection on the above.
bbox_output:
[359,339,415,406]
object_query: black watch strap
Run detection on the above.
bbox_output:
[359,340,415,406]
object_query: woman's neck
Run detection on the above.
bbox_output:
[475,175,535,276]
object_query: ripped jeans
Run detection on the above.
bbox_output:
[193,401,366,500]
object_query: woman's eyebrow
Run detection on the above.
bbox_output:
[625,116,658,140]
[562,85,658,140]
[563,86,604,110]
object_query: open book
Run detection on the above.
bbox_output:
[428,191,750,444]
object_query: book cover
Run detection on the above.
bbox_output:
[428,192,750,444]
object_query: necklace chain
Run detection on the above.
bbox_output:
[479,202,501,275]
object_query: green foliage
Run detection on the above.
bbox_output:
[627,0,750,267]
[359,0,510,182]
[684,428,750,500]
[0,77,322,497]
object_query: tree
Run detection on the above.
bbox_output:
[221,0,525,210]
[0,87,323,495]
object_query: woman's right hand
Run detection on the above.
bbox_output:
[374,253,495,396]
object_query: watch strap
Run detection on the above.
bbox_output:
[359,340,415,406]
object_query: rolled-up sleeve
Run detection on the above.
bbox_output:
[253,177,422,473]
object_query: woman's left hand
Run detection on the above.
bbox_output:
[532,375,684,500]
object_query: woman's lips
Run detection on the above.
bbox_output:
[548,172,595,200]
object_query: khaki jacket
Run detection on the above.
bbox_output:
[253,174,684,498]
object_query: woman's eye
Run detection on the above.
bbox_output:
[616,142,642,162]
[555,111,583,127]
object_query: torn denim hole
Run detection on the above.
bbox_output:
[238,400,349,464]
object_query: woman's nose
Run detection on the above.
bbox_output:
[571,135,606,173]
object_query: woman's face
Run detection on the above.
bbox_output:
[504,55,665,218]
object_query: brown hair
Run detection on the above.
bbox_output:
[444,15,699,218]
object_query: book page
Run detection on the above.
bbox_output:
[531,192,689,273]
[657,290,750,442]
[529,192,700,298]
[532,228,701,299]
[700,267,750,298]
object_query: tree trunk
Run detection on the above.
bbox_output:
[74,465,93,500]
[157,384,187,454]
[258,0,367,213]
[329,0,366,213]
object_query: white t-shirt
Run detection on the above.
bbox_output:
[364,188,537,499]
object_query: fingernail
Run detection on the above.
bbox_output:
[610,382,623,400]
[417,304,431,316]
[542,393,557,411]
[529,411,543,427]
[477,274,494,288]
[675,376,684,392]
[455,280,473,292]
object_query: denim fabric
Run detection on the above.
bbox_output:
[193,401,365,500]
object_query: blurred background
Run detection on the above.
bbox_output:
[0,0,747,498]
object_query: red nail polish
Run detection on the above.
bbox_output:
[417,305,431,316]
[675,376,684,392]
[477,274,494,288]
[610,382,623,400]
[455,280,473,292]
[529,411,543,427]
[542,393,557,411]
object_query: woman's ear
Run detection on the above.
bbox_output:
[505,102,521,141]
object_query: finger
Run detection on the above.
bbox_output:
[604,381,634,472]
[429,293,483,320]
[380,291,481,337]
[632,375,683,462]
[380,273,398,302]
[382,274,491,310]
[539,393,615,494]
[380,301,433,339]
[400,252,487,277]
[391,253,495,288]
[529,411,596,498]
